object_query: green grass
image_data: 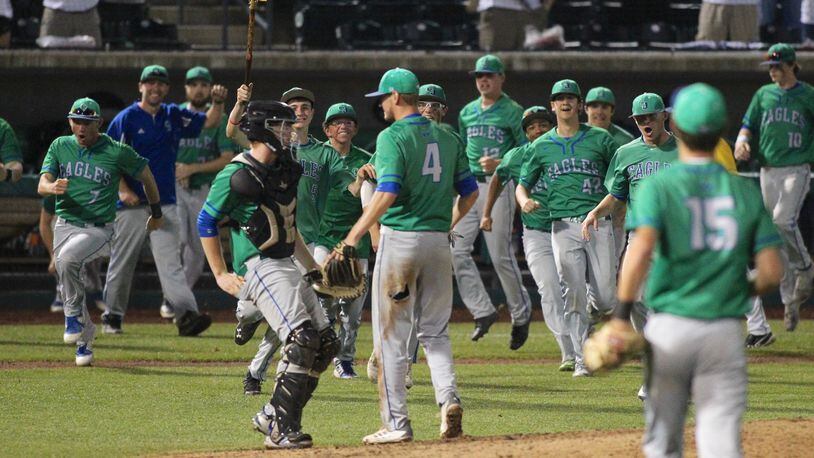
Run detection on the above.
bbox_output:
[0,321,812,456]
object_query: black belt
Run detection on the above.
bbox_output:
[61,218,109,228]
[475,175,489,183]
[556,215,611,223]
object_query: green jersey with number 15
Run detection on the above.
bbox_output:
[375,114,472,232]
[519,124,616,219]
[458,93,525,178]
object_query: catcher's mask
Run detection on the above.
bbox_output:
[240,100,297,162]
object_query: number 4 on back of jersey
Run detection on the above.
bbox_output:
[422,143,442,182]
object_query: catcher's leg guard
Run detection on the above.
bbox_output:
[271,322,320,434]
[312,327,340,374]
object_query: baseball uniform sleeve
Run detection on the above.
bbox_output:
[373,131,404,194]
[741,90,762,131]
[171,103,205,139]
[625,176,663,231]
[519,143,543,190]
[0,119,22,163]
[201,165,239,222]
[40,140,60,176]
[606,151,628,200]
[117,143,149,178]
[496,145,521,187]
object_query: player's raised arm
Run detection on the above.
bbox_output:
[226,84,252,148]
[204,85,227,129]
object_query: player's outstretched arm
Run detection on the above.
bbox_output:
[226,84,251,148]
[342,191,397,249]
[37,173,68,196]
[204,85,227,129]
[752,247,783,296]
[453,189,479,229]
[136,166,164,231]
[582,194,624,241]
[198,210,244,297]
[480,177,504,231]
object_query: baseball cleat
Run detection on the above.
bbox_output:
[234,319,262,345]
[101,313,123,335]
[75,322,96,366]
[637,385,647,401]
[159,301,175,319]
[366,352,378,382]
[440,399,463,439]
[362,428,413,445]
[243,371,262,395]
[63,315,83,344]
[177,311,212,337]
[573,361,591,378]
[405,362,413,389]
[745,332,776,348]
[470,311,498,341]
[784,302,801,332]
[509,321,530,350]
[264,431,313,449]
[50,298,64,313]
[333,359,358,379]
[252,405,274,435]
[558,359,575,372]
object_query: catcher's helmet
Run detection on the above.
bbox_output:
[240,101,297,153]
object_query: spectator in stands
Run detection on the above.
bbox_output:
[39,0,102,48]
[696,0,759,42]
[476,0,554,51]
[0,117,23,183]
[801,0,814,46]
[0,0,11,48]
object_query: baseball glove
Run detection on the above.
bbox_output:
[311,242,366,300]
[583,319,646,372]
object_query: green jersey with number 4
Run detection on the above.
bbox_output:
[176,103,236,189]
[458,93,525,178]
[375,114,472,232]
[519,125,616,219]
[742,82,814,167]
[295,136,346,244]
[40,134,148,224]
[606,135,678,211]
[627,161,782,319]
[496,143,551,231]
[317,144,373,257]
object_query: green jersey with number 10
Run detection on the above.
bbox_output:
[458,93,525,178]
[374,114,472,232]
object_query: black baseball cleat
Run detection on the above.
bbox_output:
[177,311,212,337]
[101,312,123,335]
[745,332,776,348]
[470,312,498,341]
[243,371,262,395]
[235,319,263,345]
[509,321,530,350]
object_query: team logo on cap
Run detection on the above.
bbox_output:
[641,101,649,110]
[427,87,436,94]
[339,106,348,112]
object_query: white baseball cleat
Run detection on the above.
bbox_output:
[637,385,647,401]
[362,428,412,445]
[366,352,378,383]
[573,361,591,377]
[440,400,463,439]
[159,302,175,319]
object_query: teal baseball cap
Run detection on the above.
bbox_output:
[470,54,505,75]
[671,83,727,135]
[761,43,796,66]
[630,93,665,117]
[365,68,419,98]
[585,87,616,106]
[324,102,357,124]
[550,79,581,100]
[67,97,101,121]
[522,106,554,130]
[185,66,212,83]
[140,64,169,84]
[419,84,447,104]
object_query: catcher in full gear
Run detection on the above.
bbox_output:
[198,100,340,450]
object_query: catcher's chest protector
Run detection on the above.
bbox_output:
[232,154,302,259]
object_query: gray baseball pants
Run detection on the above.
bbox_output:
[54,218,113,320]
[643,314,745,458]
[452,178,531,325]
[552,218,617,364]
[374,226,459,432]
[760,164,813,304]
[522,228,575,362]
[104,205,199,318]
[176,184,209,288]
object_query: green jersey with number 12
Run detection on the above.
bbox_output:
[458,93,525,178]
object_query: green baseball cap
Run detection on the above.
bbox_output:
[671,83,727,135]
[761,43,796,66]
[140,64,169,84]
[522,106,553,130]
[470,54,505,75]
[67,97,101,121]
[630,93,665,117]
[550,79,581,100]
[419,84,447,104]
[185,66,212,84]
[324,102,357,124]
[365,68,419,98]
[585,87,616,106]
[281,87,315,105]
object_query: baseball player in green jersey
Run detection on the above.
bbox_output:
[517,79,618,377]
[418,83,462,139]
[313,102,373,380]
[584,86,635,261]
[612,83,783,457]
[456,54,532,348]
[482,106,578,369]
[331,68,477,444]
[199,100,336,449]
[0,117,23,183]
[735,43,814,332]
[38,97,161,366]
[174,66,236,294]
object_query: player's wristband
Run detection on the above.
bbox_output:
[612,301,634,321]
[228,118,241,125]
[736,135,749,144]
[150,203,163,219]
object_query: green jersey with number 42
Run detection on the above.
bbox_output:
[627,161,782,319]
[375,114,472,232]
[519,125,616,219]
[458,93,525,177]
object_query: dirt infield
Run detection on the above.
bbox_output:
[174,418,813,457]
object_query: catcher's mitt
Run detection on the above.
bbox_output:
[583,319,646,372]
[311,242,366,300]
